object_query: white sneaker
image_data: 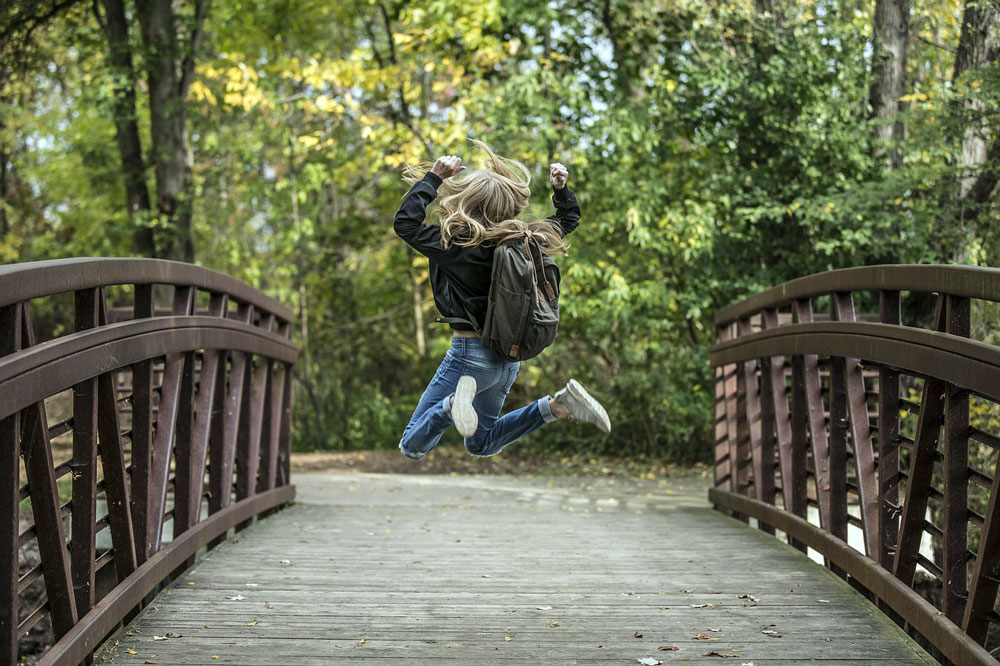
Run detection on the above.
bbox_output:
[553,379,611,433]
[451,375,478,438]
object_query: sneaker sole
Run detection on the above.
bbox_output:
[565,379,611,434]
[452,375,478,438]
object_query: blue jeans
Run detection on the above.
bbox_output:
[398,336,557,460]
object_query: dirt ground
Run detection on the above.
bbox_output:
[290,445,712,481]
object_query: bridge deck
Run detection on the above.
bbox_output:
[97,472,935,665]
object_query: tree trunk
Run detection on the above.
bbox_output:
[99,0,155,256]
[953,1,1000,198]
[135,0,205,263]
[870,0,909,171]
[950,0,1000,261]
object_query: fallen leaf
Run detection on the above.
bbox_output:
[536,606,553,610]
[335,644,343,648]
[211,657,219,660]
[264,602,274,609]
[706,627,722,632]
[737,594,759,603]
[246,618,258,627]
[547,621,560,628]
[504,635,513,642]
[226,594,246,601]
[245,583,258,587]
[166,633,182,638]
[817,599,831,603]
[481,574,492,578]
[634,630,644,638]
[278,559,292,565]
[152,636,167,641]
[703,650,741,657]
[359,638,366,644]
[761,629,782,638]
[126,649,138,654]
[637,659,663,666]
[657,645,680,651]
[690,603,715,608]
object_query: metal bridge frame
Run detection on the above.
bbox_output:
[712,264,1000,666]
[0,258,297,666]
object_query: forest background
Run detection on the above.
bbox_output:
[2,0,998,461]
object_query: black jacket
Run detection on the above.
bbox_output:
[394,172,581,331]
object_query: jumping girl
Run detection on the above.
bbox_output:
[394,140,611,461]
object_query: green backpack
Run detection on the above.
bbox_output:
[441,231,561,361]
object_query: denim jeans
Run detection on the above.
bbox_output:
[398,336,557,460]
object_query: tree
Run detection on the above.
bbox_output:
[133,0,208,262]
[870,0,910,170]
[94,0,154,256]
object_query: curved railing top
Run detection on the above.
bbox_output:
[0,257,293,323]
[715,264,1000,325]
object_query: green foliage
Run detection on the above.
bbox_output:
[2,0,997,462]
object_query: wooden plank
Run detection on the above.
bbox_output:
[71,288,100,615]
[831,292,878,557]
[737,317,773,534]
[96,473,936,666]
[942,295,970,624]
[20,304,78,638]
[130,284,155,565]
[878,290,901,570]
[0,304,21,665]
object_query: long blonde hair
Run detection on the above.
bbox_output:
[402,140,568,255]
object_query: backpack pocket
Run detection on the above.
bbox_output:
[486,285,530,360]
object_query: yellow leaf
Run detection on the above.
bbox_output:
[211,657,219,660]
[359,638,366,644]
[127,649,138,655]
[504,635,513,642]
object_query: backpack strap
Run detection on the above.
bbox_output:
[434,303,482,334]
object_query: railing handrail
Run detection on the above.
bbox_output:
[711,263,1000,666]
[0,257,293,322]
[0,315,297,419]
[715,263,1000,326]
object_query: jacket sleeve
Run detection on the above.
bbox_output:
[547,185,580,236]
[393,172,447,258]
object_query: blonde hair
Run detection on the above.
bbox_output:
[402,140,567,255]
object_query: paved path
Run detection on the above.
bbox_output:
[98,472,935,665]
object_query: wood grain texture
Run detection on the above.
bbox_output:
[96,472,934,665]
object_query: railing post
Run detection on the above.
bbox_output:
[71,288,100,616]
[714,324,733,492]
[878,290,901,570]
[942,295,970,624]
[0,304,21,665]
[131,284,155,564]
[893,298,947,588]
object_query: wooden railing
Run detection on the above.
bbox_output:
[0,258,298,666]
[711,264,1000,666]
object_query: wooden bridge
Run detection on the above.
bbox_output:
[2,259,999,665]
